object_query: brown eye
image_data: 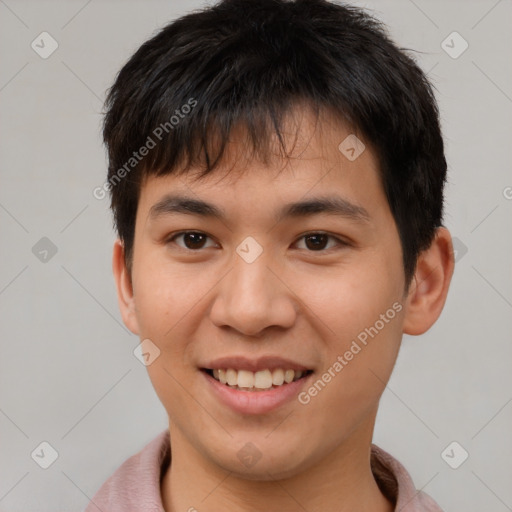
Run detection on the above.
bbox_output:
[295,232,346,252]
[304,234,329,250]
[169,231,216,250]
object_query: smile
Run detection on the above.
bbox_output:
[202,368,313,392]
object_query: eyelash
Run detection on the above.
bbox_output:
[166,231,349,253]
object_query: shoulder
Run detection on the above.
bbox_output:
[83,429,170,512]
[371,444,444,512]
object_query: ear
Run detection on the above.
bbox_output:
[112,239,140,335]
[402,227,455,335]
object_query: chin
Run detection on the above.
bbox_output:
[207,441,314,481]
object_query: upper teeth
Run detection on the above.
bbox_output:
[212,368,304,389]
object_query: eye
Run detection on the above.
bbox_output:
[166,230,348,252]
[167,231,217,250]
[294,232,348,251]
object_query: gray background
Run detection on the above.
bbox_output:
[0,0,511,510]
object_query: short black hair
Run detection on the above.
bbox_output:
[103,0,447,290]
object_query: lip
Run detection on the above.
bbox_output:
[202,355,312,373]
[201,368,314,415]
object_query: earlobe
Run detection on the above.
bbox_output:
[402,227,455,336]
[112,239,140,335]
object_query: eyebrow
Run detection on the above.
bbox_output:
[148,193,371,224]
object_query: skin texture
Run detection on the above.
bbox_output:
[112,108,454,512]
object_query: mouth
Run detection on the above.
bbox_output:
[201,367,314,392]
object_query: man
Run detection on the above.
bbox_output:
[86,1,454,510]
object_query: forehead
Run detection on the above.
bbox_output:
[137,106,386,226]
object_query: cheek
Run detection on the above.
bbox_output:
[131,259,214,382]
[132,265,198,421]
[299,249,404,396]
[298,260,396,336]
[132,257,204,336]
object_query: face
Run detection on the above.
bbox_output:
[116,109,411,479]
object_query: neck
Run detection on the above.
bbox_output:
[161,417,394,512]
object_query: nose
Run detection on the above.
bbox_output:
[209,248,297,337]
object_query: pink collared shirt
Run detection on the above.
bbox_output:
[84,429,443,511]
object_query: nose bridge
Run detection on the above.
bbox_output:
[210,243,296,335]
[229,245,277,311]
